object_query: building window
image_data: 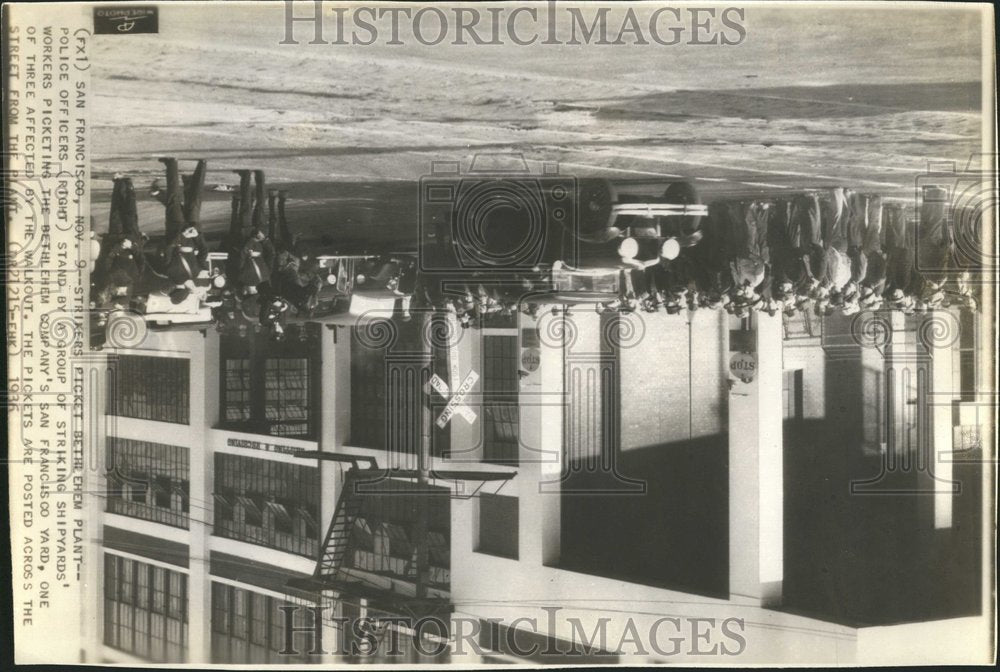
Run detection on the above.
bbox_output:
[213,453,320,558]
[107,355,190,425]
[477,493,518,560]
[224,358,253,423]
[350,323,439,455]
[210,583,319,664]
[957,309,977,402]
[350,327,389,450]
[220,328,319,440]
[343,479,451,589]
[105,438,190,529]
[482,335,519,464]
[104,554,188,663]
[264,358,311,438]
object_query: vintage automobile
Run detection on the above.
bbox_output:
[547,179,707,303]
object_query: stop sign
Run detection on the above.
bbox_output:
[729,352,757,383]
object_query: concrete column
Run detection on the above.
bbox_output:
[319,326,350,532]
[927,310,958,529]
[83,358,109,663]
[188,331,215,664]
[728,312,783,606]
[535,310,567,566]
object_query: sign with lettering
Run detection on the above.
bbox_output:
[521,347,540,373]
[430,371,479,428]
[226,437,301,456]
[94,6,159,34]
[728,352,757,383]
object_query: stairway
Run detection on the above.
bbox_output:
[315,468,365,581]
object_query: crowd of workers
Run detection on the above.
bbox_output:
[576,187,980,319]
[90,158,414,343]
[90,163,980,346]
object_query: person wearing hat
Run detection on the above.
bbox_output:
[237,227,275,289]
[726,200,771,299]
[768,196,807,306]
[162,224,209,286]
[157,157,208,255]
[240,291,261,324]
[882,207,918,306]
[94,176,146,305]
[917,185,954,278]
[169,283,192,306]
[259,293,290,332]
[846,190,872,285]
[153,158,212,316]
[822,187,852,255]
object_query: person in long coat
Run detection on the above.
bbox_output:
[157,158,209,287]
[94,176,149,310]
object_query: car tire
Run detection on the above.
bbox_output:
[663,181,703,233]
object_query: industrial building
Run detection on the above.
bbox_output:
[82,261,990,664]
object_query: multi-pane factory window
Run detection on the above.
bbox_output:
[477,493,519,560]
[107,355,190,425]
[105,438,190,529]
[957,309,978,402]
[213,453,321,558]
[350,327,388,450]
[224,358,253,423]
[219,328,319,440]
[344,479,451,588]
[103,554,188,663]
[210,583,320,664]
[349,321,450,458]
[482,335,519,464]
[264,358,311,437]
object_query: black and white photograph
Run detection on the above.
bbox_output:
[4,0,996,666]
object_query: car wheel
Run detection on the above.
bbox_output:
[664,181,703,234]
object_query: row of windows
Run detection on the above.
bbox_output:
[104,555,188,663]
[210,583,320,665]
[213,453,321,557]
[350,327,519,462]
[105,438,190,529]
[106,330,525,461]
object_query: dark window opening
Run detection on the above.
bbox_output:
[478,493,518,560]
[483,335,520,465]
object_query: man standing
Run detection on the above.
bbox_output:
[157,158,209,288]
[93,176,146,311]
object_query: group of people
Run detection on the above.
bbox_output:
[89,161,315,341]
[92,172,979,346]
[91,158,215,326]
[578,187,979,319]
[91,159,427,343]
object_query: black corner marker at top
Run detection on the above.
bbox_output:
[93,6,159,35]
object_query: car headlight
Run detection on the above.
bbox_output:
[618,237,639,259]
[661,238,681,260]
